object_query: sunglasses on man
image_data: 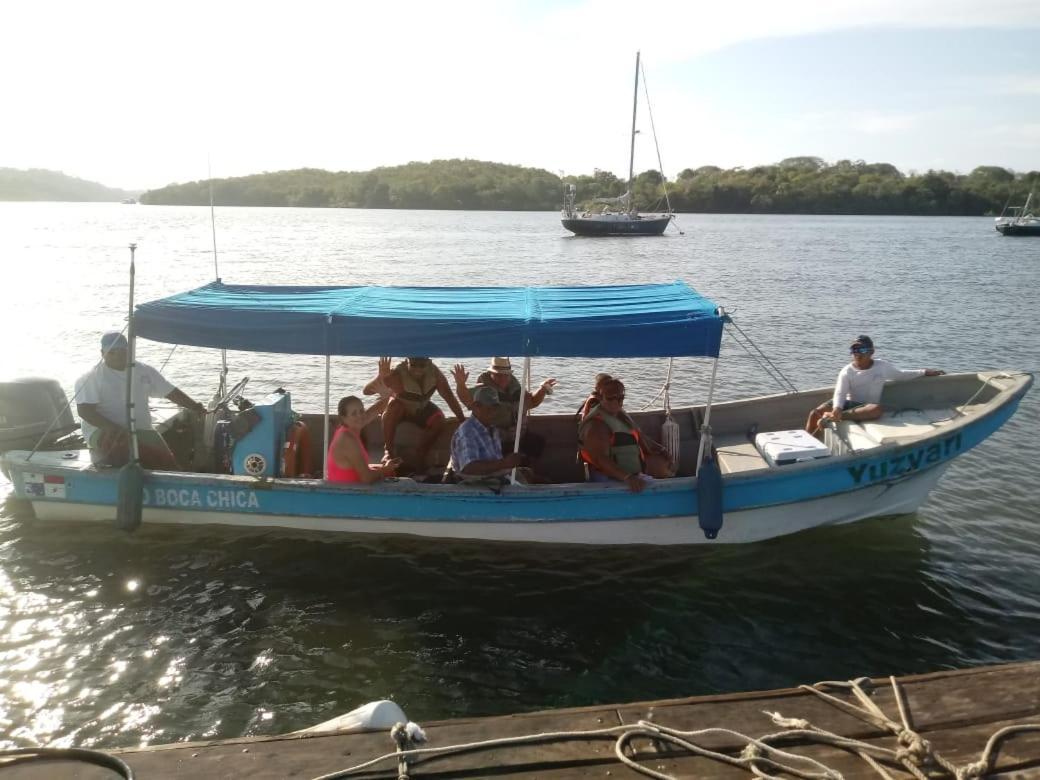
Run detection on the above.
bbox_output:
[850,346,872,355]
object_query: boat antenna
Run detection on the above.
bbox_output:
[639,57,683,235]
[627,51,640,215]
[208,157,228,397]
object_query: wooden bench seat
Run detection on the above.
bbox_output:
[714,436,770,474]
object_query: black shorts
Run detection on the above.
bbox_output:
[402,402,444,429]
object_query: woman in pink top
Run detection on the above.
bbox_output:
[327,395,401,483]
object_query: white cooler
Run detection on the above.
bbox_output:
[754,429,831,467]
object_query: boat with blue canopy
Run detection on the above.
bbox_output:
[0,279,1032,545]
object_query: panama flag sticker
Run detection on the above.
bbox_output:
[23,473,66,499]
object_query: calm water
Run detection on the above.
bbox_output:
[0,203,1038,749]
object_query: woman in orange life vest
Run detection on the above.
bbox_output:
[578,378,675,493]
[327,395,402,484]
[575,373,614,423]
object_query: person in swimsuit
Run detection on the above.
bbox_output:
[327,395,402,484]
[371,356,466,464]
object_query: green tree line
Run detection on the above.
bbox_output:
[0,168,136,202]
[140,157,1039,216]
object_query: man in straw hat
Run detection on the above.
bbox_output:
[452,358,556,425]
[451,357,556,457]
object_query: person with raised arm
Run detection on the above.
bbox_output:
[805,335,944,436]
[371,356,465,466]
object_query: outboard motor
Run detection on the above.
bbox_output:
[0,377,79,453]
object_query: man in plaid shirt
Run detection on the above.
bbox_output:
[448,385,526,481]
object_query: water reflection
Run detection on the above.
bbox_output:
[0,509,984,747]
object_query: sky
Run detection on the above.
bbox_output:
[2,0,1038,191]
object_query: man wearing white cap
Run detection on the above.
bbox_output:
[75,331,206,469]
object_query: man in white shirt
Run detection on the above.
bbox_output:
[805,335,943,436]
[75,332,206,469]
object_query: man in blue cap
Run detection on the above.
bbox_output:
[805,335,944,436]
[75,331,206,469]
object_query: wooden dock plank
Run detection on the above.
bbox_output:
[2,661,1038,778]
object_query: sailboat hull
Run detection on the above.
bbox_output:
[996,222,1040,236]
[562,215,672,237]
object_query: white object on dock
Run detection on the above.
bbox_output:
[291,700,408,736]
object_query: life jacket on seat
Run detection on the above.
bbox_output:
[281,420,314,477]
[395,362,438,414]
[577,405,644,477]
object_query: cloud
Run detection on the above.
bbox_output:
[781,109,929,136]
[537,0,1040,63]
[2,0,1037,187]
[988,76,1040,96]
[981,123,1040,148]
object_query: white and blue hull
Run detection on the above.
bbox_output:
[4,371,1027,546]
[25,463,949,544]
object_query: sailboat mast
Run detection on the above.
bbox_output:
[1020,191,1034,224]
[627,51,640,213]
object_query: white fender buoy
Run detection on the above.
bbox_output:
[291,699,408,736]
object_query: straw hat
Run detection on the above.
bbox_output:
[487,357,513,375]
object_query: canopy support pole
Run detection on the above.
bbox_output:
[509,357,531,485]
[208,160,228,398]
[126,244,140,466]
[322,317,332,480]
[695,355,720,475]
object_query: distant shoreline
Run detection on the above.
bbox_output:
[3,158,1036,217]
[0,202,1015,219]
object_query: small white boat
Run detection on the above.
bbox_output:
[1,281,1031,546]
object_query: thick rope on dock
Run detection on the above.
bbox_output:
[308,675,1040,780]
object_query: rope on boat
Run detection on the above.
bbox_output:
[307,675,1040,780]
[725,317,800,394]
[636,360,681,464]
[158,342,179,373]
[952,372,1025,417]
[639,357,675,412]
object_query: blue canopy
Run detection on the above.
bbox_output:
[134,281,724,358]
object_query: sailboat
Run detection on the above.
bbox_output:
[561,52,675,237]
[995,192,1040,236]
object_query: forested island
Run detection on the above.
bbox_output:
[140,158,1037,216]
[0,168,137,202]
[3,159,1036,216]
